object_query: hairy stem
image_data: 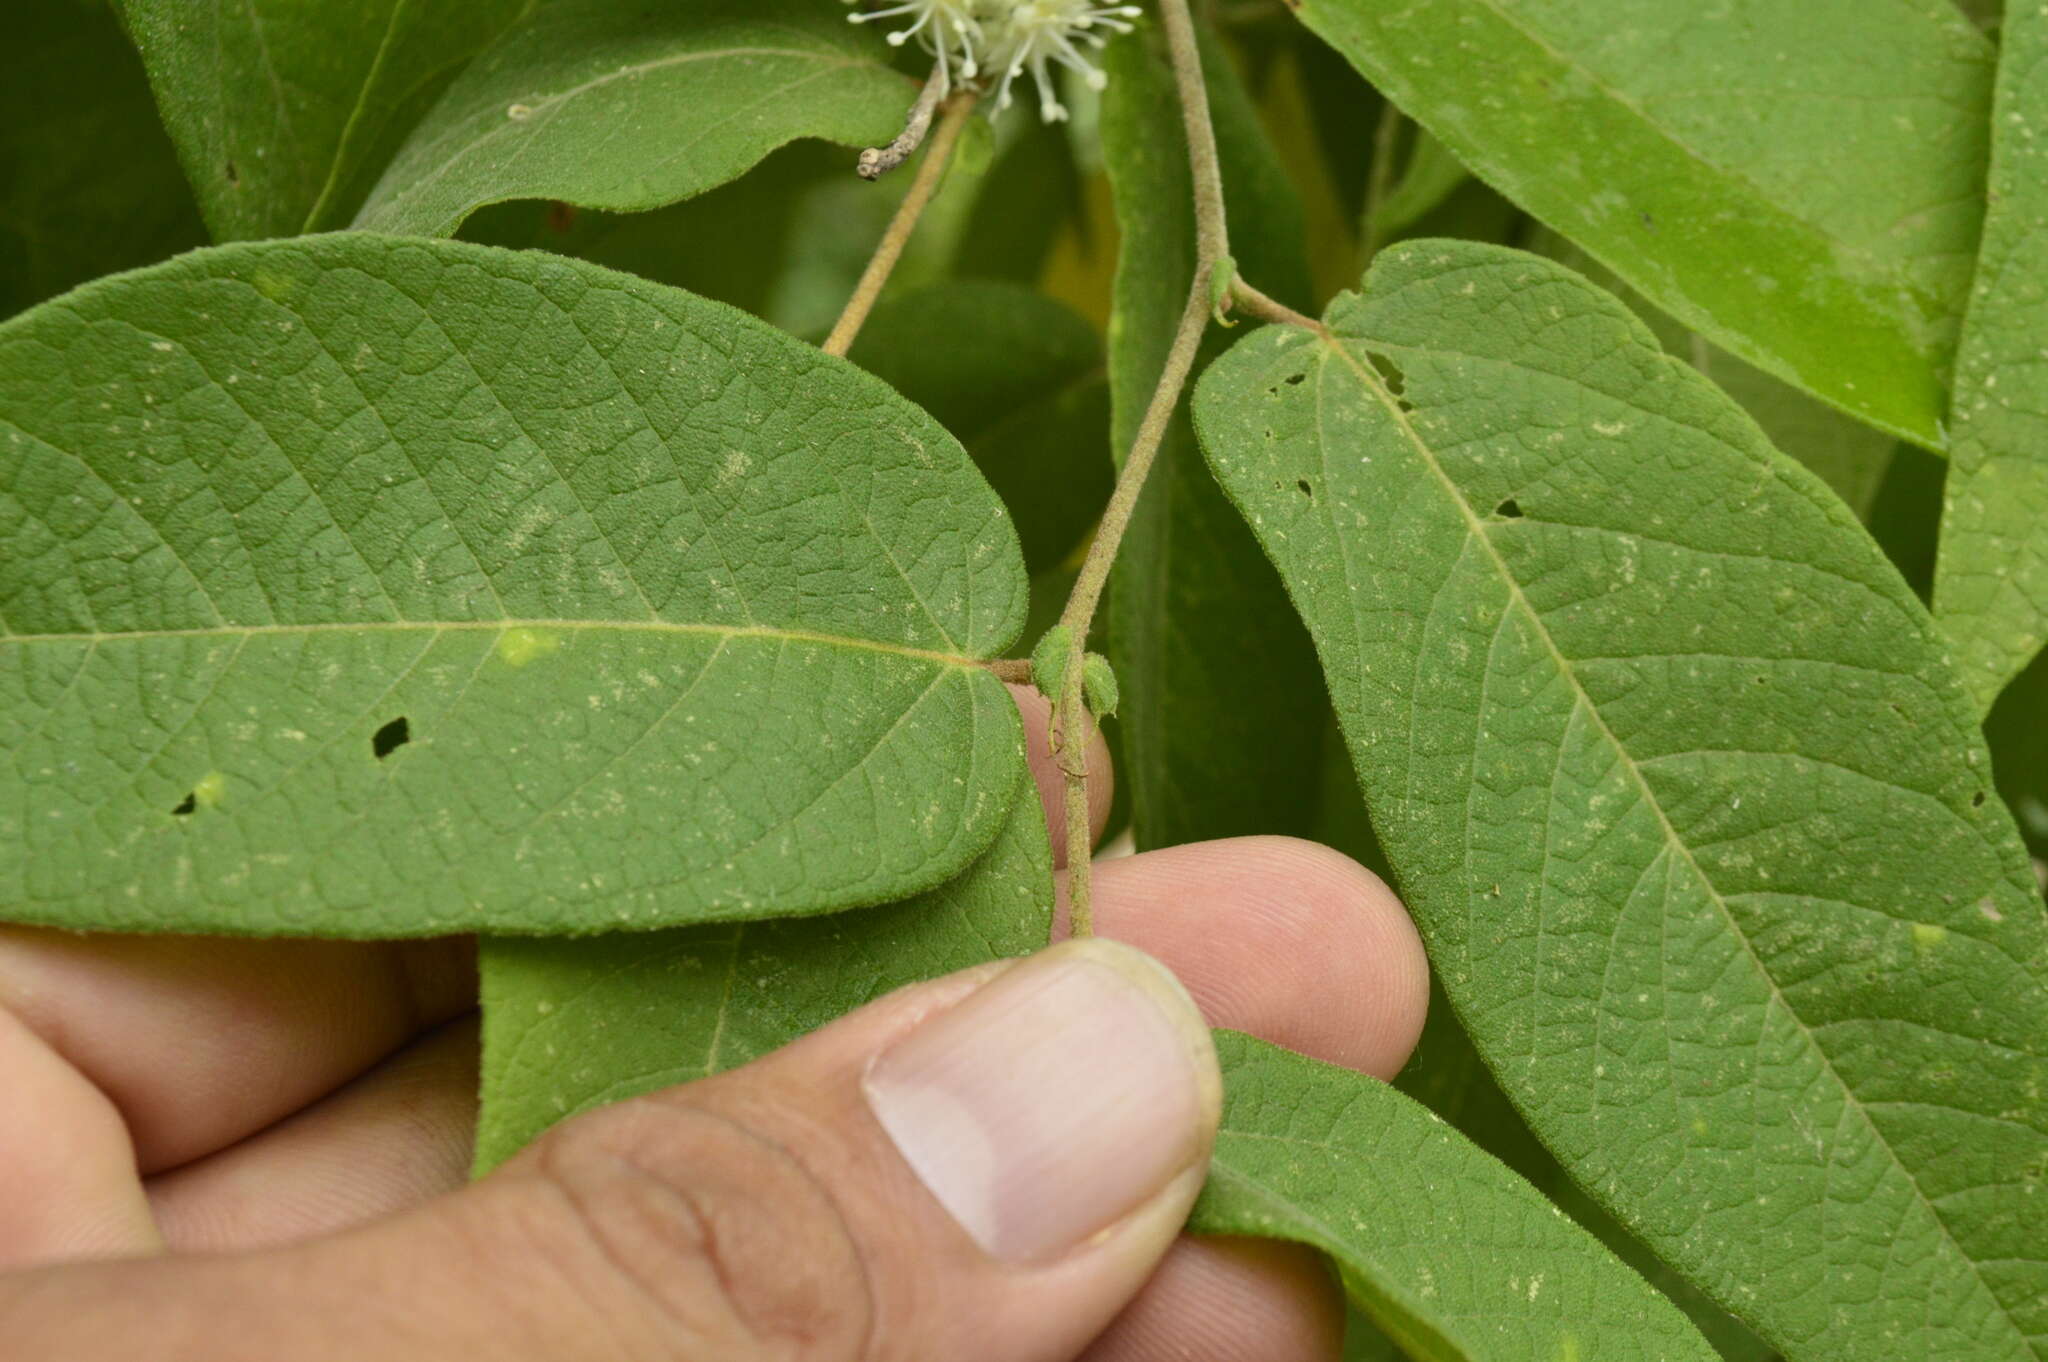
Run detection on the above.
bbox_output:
[859,65,949,181]
[822,91,978,359]
[1159,0,1229,268]
[1049,0,1241,936]
[1055,277,1212,936]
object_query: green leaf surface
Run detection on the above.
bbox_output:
[848,281,1112,575]
[1195,1032,1719,1362]
[116,0,524,240]
[1934,0,2048,714]
[1365,124,1469,255]
[1101,25,1328,849]
[474,763,1053,1172]
[1194,241,2048,1362]
[1535,232,1897,521]
[0,235,1027,938]
[1,0,207,320]
[1294,0,1995,448]
[353,0,914,239]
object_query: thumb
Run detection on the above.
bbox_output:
[5,939,1222,1362]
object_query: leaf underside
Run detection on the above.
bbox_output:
[1196,1032,1719,1362]
[0,235,1028,938]
[474,763,1054,1172]
[353,0,915,239]
[116,0,526,240]
[1194,240,2048,1362]
[1295,0,1995,448]
[1934,0,2048,714]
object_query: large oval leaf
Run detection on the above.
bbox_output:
[0,236,1027,938]
[1935,0,2048,714]
[1197,1032,1718,1362]
[1193,241,2048,1362]
[353,0,915,239]
[117,0,526,239]
[1294,0,1994,449]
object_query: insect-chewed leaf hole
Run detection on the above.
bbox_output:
[1494,498,1523,519]
[1297,479,1314,498]
[1284,371,1306,386]
[1972,790,1987,808]
[170,793,197,816]
[373,716,411,760]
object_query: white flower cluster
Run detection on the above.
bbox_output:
[845,0,1144,122]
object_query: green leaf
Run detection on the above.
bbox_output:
[1,0,206,319]
[1195,1032,1719,1362]
[1193,240,2048,1362]
[1364,122,1469,254]
[1934,0,2048,714]
[1534,231,1897,521]
[847,281,1111,575]
[116,0,525,240]
[0,235,1027,938]
[352,0,915,239]
[1294,0,1996,448]
[1101,24,1328,849]
[474,763,1053,1172]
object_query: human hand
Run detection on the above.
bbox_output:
[0,689,1428,1360]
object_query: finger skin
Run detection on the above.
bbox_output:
[148,1018,479,1253]
[0,1007,160,1267]
[0,931,474,1171]
[0,942,1221,1362]
[1060,837,1428,1362]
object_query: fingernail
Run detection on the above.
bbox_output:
[862,938,1220,1263]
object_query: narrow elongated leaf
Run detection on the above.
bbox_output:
[116,0,525,240]
[849,281,1111,575]
[1,0,205,319]
[354,0,914,239]
[1195,1032,1719,1362]
[1536,231,1897,521]
[1295,0,1995,448]
[1935,0,2048,713]
[0,236,1027,938]
[1194,241,2048,1362]
[475,765,1053,1171]
[1101,25,1327,849]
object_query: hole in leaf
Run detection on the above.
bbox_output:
[1494,498,1523,519]
[1972,790,1987,808]
[170,792,197,816]
[1366,350,1407,396]
[373,716,411,759]
[1284,372,1306,386]
[1296,479,1314,498]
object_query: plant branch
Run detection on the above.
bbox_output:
[1053,276,1212,937]
[858,66,950,181]
[821,91,978,359]
[1159,0,1229,267]
[1048,0,1320,937]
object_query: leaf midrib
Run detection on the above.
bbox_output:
[0,618,991,669]
[1310,327,2038,1356]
